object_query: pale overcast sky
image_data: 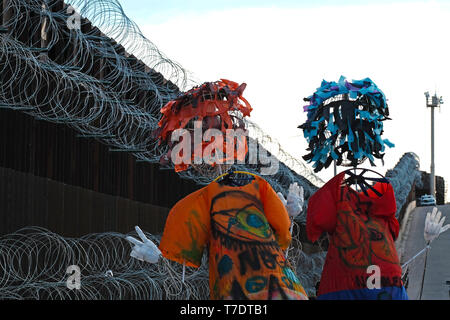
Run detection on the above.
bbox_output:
[117,0,450,196]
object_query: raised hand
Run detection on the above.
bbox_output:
[126,226,161,263]
[424,207,450,243]
[277,183,304,218]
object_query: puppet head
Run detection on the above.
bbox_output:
[155,79,253,177]
[299,76,394,173]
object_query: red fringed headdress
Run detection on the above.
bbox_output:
[155,79,253,172]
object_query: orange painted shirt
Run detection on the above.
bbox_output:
[159,175,308,300]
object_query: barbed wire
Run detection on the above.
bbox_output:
[65,0,198,91]
[0,0,324,190]
[0,226,325,299]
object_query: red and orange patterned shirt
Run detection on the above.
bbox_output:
[159,175,308,300]
[307,172,405,299]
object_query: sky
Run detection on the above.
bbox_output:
[116,0,450,198]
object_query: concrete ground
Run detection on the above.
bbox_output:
[400,204,450,300]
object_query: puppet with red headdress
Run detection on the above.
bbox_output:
[127,79,308,300]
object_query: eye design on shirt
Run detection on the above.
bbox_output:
[232,206,271,239]
[210,190,276,249]
[368,228,384,241]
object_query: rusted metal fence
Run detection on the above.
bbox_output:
[0,107,200,236]
[0,166,171,237]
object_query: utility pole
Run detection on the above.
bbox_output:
[425,92,443,198]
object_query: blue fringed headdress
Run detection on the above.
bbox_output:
[299,76,394,173]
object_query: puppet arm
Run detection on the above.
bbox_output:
[402,207,449,269]
[424,207,450,242]
[126,226,161,263]
[277,182,304,218]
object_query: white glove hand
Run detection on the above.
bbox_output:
[424,207,450,243]
[277,183,304,218]
[126,226,161,263]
